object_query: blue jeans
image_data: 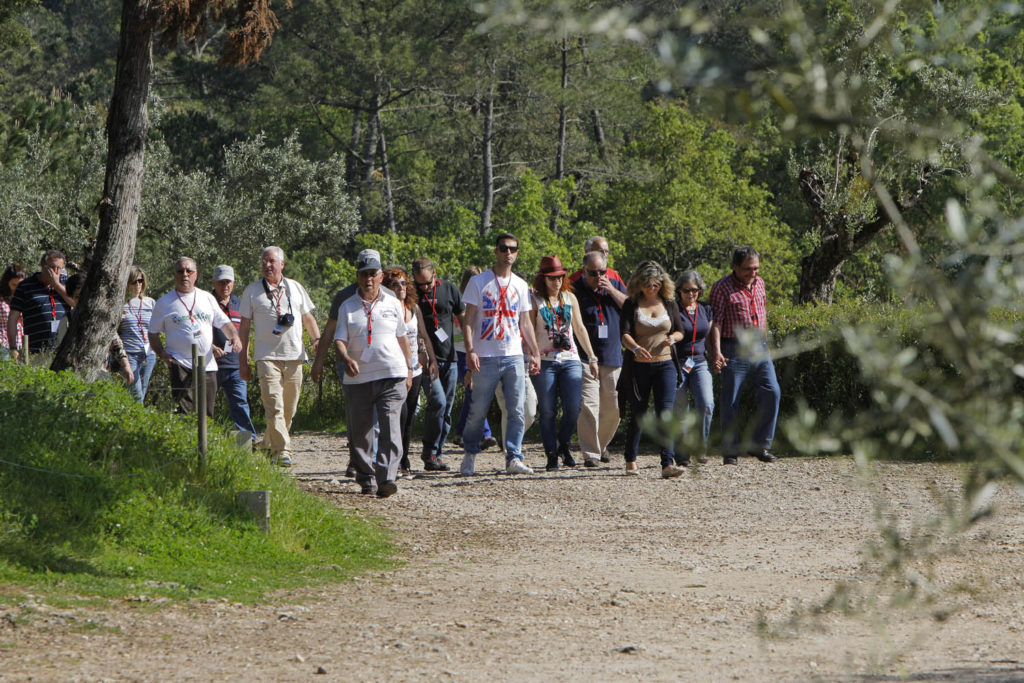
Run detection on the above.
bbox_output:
[624,360,678,467]
[126,349,156,403]
[464,354,524,462]
[217,366,258,440]
[422,360,458,459]
[674,358,714,458]
[719,339,780,457]
[454,350,491,438]
[532,359,583,454]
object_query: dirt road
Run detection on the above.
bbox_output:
[2,433,1023,681]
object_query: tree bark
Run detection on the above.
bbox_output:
[51,0,153,378]
[480,85,495,235]
[376,111,396,234]
[555,36,569,181]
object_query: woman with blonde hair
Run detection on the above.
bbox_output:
[618,261,687,478]
[118,265,156,403]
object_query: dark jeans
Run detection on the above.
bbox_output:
[624,360,678,467]
[168,362,217,418]
[532,359,583,454]
[400,372,426,464]
[719,338,780,457]
[421,360,457,459]
[217,366,257,440]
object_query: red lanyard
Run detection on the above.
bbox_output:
[47,288,57,320]
[131,298,148,341]
[425,280,440,328]
[493,271,512,321]
[585,287,605,325]
[362,297,380,346]
[175,290,197,322]
[270,284,286,315]
[547,294,565,330]
[684,306,698,356]
[740,285,759,326]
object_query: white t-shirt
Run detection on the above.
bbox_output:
[149,288,230,371]
[335,290,409,385]
[239,277,315,361]
[463,269,532,358]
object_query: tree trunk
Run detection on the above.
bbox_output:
[555,37,569,181]
[579,37,606,161]
[51,0,153,378]
[480,85,495,235]
[798,244,843,304]
[376,111,396,234]
[346,115,364,190]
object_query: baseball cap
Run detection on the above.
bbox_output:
[212,265,234,282]
[356,249,382,272]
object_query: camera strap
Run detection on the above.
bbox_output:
[261,278,292,316]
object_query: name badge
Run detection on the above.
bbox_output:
[51,319,60,334]
[347,311,360,325]
[192,321,201,338]
[682,357,695,373]
[360,344,380,363]
[597,324,609,339]
[272,324,284,336]
[434,328,449,344]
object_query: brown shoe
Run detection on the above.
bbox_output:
[662,465,684,479]
[624,461,639,474]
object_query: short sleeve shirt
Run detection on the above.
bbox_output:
[149,288,230,371]
[328,283,395,321]
[416,279,464,363]
[463,270,532,358]
[239,278,315,361]
[335,291,409,384]
[211,294,242,370]
[10,272,70,351]
[709,274,767,340]
[571,277,627,367]
[675,302,713,360]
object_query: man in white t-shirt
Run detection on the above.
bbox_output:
[461,232,541,475]
[334,249,414,498]
[150,257,240,417]
[239,246,321,467]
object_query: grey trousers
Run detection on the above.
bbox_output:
[343,377,408,488]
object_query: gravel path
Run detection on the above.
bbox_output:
[2,432,1024,681]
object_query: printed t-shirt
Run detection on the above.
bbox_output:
[335,290,409,385]
[462,270,532,358]
[149,288,229,371]
[531,291,580,363]
[239,278,315,361]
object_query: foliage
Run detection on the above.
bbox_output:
[0,363,390,601]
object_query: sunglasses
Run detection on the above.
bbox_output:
[497,244,519,253]
[586,269,607,277]
[680,288,701,294]
[544,275,564,280]
[132,278,145,283]
[389,280,408,288]
[175,269,196,274]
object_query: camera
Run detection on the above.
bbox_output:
[550,329,572,351]
[277,313,295,327]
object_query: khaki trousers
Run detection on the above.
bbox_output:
[577,364,621,461]
[257,359,303,455]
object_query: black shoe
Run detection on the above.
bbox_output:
[545,452,560,471]
[360,484,377,495]
[676,457,691,467]
[377,481,398,498]
[346,463,357,478]
[750,449,777,463]
[480,436,498,451]
[599,453,611,463]
[400,455,411,471]
[723,456,738,466]
[583,459,600,468]
[424,457,451,472]
[558,445,577,468]
[452,434,463,447]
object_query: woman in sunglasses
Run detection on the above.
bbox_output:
[529,255,599,471]
[672,270,714,465]
[383,266,439,475]
[118,265,156,403]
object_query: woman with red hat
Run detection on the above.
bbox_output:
[530,255,599,471]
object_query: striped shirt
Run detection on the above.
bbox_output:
[118,296,155,354]
[709,274,767,340]
[9,272,69,351]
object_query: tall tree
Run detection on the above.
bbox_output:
[51,0,285,378]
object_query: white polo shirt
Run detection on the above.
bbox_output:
[334,290,408,385]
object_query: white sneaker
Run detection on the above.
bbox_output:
[460,453,476,476]
[275,453,292,467]
[505,458,534,475]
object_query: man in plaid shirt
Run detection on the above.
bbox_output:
[707,246,781,465]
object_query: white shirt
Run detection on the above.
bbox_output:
[149,288,229,371]
[335,290,409,385]
[463,269,532,358]
[239,277,315,361]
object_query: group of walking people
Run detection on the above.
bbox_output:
[2,236,782,500]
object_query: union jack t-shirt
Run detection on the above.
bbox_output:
[462,269,533,358]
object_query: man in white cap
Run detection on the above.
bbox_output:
[239,246,321,466]
[211,265,258,444]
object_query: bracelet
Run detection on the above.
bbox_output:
[632,345,641,353]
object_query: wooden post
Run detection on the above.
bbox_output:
[192,343,207,474]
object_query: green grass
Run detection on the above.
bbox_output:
[0,363,393,604]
